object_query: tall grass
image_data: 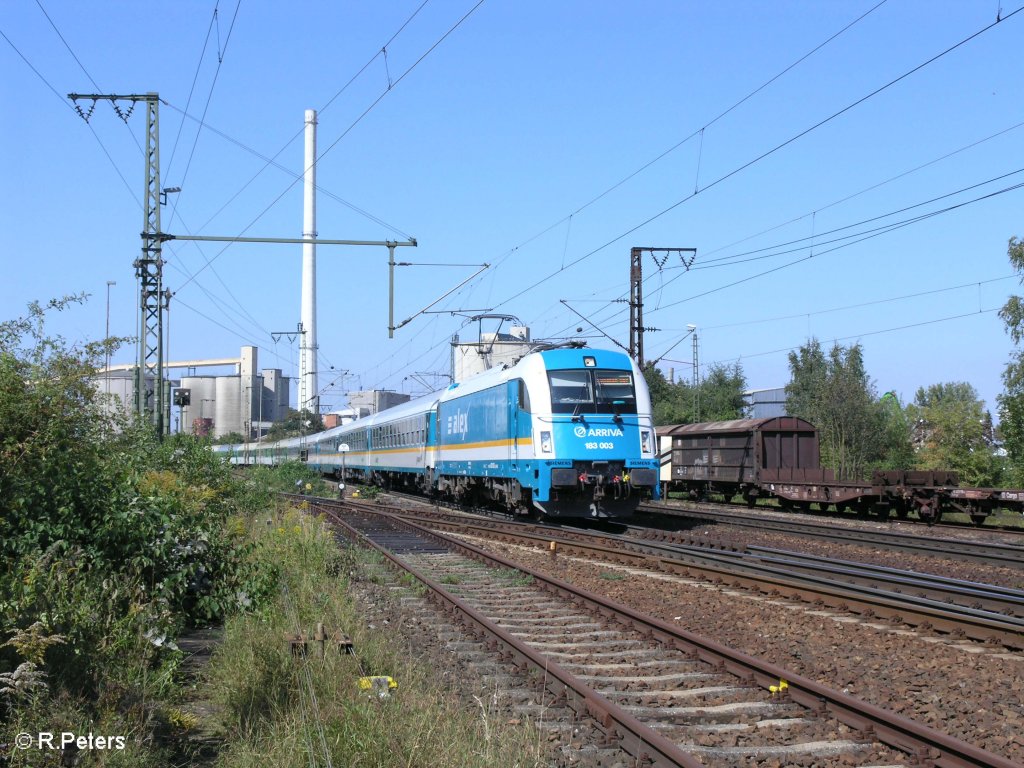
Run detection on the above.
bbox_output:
[208,503,547,767]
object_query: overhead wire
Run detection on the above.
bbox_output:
[172,0,433,241]
[545,165,1024,364]
[536,19,1024,362]
[165,0,242,225]
[708,307,1001,368]
[349,1,887,390]
[481,6,1024,320]
[18,6,1015,403]
[164,1,475,394]
[470,0,892,288]
[1,17,140,206]
[691,167,1024,269]
[587,123,1024,340]
[163,3,220,182]
[698,117,1024,262]
[44,0,269,351]
[33,0,99,90]
[651,179,1024,313]
[162,100,416,239]
[174,0,484,293]
[156,2,439,371]
[4,4,450,397]
[151,0,283,348]
[571,176,1024,360]
[677,274,1014,333]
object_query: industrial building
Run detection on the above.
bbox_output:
[176,347,290,439]
[744,387,788,419]
[451,317,532,382]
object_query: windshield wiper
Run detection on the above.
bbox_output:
[611,399,624,425]
[571,401,586,423]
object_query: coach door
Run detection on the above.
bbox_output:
[511,379,530,469]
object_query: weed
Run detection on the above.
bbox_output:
[207,508,547,768]
[494,568,533,586]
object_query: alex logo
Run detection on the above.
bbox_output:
[572,425,624,438]
[446,412,468,438]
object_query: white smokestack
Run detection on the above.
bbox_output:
[300,109,318,415]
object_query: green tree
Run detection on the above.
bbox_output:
[642,365,690,425]
[264,407,324,441]
[643,361,747,426]
[907,382,999,487]
[696,362,747,422]
[998,236,1024,484]
[874,390,916,471]
[785,339,891,480]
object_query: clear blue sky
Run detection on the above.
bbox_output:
[2,1,1022,419]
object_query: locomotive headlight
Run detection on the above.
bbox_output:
[641,429,652,454]
[540,431,553,453]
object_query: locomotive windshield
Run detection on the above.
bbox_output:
[547,369,637,414]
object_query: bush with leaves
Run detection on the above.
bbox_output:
[0,297,276,707]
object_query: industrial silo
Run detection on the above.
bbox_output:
[180,376,217,435]
[214,376,241,438]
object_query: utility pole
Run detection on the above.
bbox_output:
[105,280,115,397]
[692,327,700,421]
[628,248,645,366]
[70,99,420,436]
[628,247,696,368]
[71,93,167,434]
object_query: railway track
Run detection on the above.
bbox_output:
[638,502,1024,569]
[307,496,1019,767]
[302,491,1024,647]
[386,506,1024,650]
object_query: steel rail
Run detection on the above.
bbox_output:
[319,504,704,768]
[331,498,1024,624]
[309,498,1019,768]
[413,512,1024,649]
[745,546,1024,616]
[640,502,1024,568]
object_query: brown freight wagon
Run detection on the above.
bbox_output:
[658,417,881,513]
[656,417,1021,524]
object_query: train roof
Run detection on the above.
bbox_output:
[656,416,817,436]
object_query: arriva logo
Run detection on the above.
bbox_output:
[573,425,587,438]
[586,427,624,437]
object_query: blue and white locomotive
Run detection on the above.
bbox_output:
[217,346,660,518]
